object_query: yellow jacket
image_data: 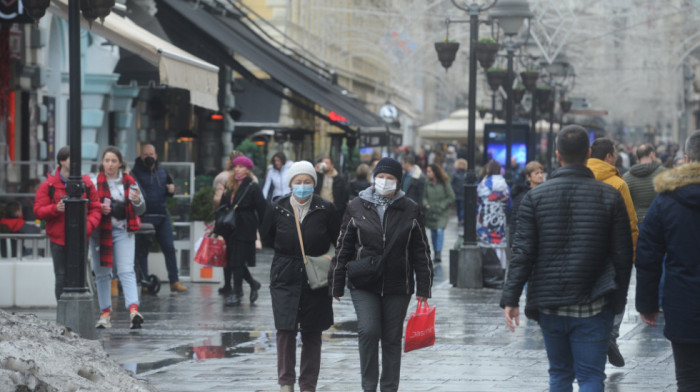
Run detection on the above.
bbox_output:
[587,158,638,257]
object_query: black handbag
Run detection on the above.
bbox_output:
[346,228,401,287]
[213,185,251,238]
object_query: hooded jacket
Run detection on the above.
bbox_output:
[587,158,639,253]
[636,162,700,343]
[622,161,666,223]
[500,165,634,320]
[329,188,433,298]
[33,168,102,246]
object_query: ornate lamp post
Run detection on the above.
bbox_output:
[489,0,532,183]
[435,0,498,288]
[26,0,114,338]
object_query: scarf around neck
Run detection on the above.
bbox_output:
[96,171,141,268]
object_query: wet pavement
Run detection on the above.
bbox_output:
[7,216,677,391]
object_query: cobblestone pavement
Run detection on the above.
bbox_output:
[9,216,676,391]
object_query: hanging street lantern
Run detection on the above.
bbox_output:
[22,0,51,20]
[80,0,114,24]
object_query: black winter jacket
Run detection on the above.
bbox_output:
[329,188,433,298]
[500,165,634,320]
[264,195,339,332]
[220,178,267,242]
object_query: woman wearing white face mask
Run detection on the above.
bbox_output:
[264,161,340,392]
[329,157,433,392]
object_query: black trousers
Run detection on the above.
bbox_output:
[50,242,66,300]
[672,342,700,392]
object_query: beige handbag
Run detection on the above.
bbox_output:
[292,204,334,289]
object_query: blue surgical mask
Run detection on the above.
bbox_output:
[292,184,314,200]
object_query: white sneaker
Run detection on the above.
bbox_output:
[130,311,143,329]
[95,312,111,329]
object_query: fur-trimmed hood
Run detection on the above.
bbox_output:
[654,161,700,193]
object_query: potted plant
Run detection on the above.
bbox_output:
[486,67,507,91]
[476,38,499,70]
[560,99,572,114]
[512,86,526,104]
[435,39,460,70]
[520,69,540,92]
[535,87,553,113]
[478,106,489,119]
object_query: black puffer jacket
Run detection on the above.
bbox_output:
[500,165,634,320]
[329,188,433,298]
[265,194,339,332]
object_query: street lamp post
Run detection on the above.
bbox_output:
[26,0,114,338]
[437,0,498,288]
[489,0,532,183]
[57,0,95,340]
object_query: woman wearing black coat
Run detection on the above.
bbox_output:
[220,156,268,307]
[329,157,433,392]
[265,161,340,392]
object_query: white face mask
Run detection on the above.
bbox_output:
[374,177,397,196]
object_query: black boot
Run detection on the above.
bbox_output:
[250,280,261,304]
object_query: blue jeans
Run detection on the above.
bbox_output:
[135,214,180,283]
[430,228,444,259]
[538,308,614,392]
[91,229,139,311]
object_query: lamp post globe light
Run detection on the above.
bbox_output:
[489,0,532,184]
[25,0,113,339]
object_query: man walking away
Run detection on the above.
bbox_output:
[501,125,633,392]
[132,144,187,293]
[636,130,700,392]
[623,144,666,224]
[588,137,639,367]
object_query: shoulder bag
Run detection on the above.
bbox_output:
[292,203,334,290]
[346,224,401,287]
[213,185,251,238]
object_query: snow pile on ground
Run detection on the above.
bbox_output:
[0,310,158,391]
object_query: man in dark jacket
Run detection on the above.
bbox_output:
[636,130,700,391]
[314,157,347,222]
[623,143,666,224]
[132,144,187,293]
[501,125,633,391]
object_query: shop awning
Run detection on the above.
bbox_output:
[48,0,219,111]
[158,0,383,129]
[418,109,504,140]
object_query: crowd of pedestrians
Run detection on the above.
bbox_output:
[8,124,700,391]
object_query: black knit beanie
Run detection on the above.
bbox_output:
[373,157,403,182]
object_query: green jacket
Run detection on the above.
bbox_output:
[423,180,455,230]
[622,161,666,223]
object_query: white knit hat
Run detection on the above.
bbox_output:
[286,161,317,186]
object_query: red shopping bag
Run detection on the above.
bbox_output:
[404,299,436,353]
[194,234,226,267]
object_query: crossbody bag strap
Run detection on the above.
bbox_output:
[291,203,308,265]
[231,184,252,210]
